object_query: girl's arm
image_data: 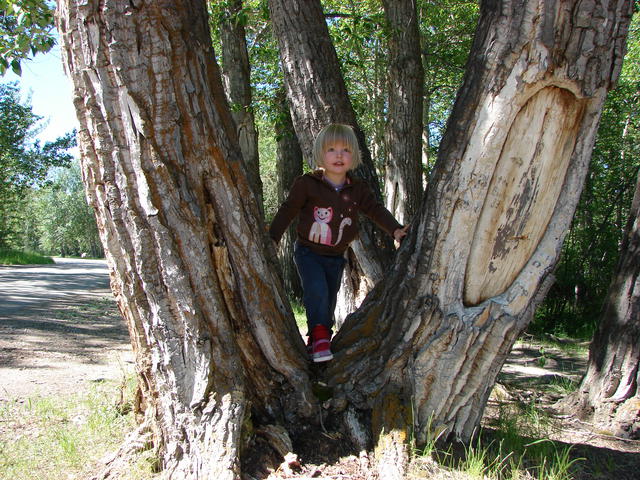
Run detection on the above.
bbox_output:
[394,225,409,243]
[268,176,307,244]
[358,184,406,240]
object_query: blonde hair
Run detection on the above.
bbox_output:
[312,123,361,170]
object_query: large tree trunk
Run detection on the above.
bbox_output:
[56,1,314,477]
[219,0,263,215]
[267,0,395,323]
[328,0,632,474]
[562,167,640,438]
[382,0,424,226]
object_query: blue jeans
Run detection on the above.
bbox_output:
[294,243,346,335]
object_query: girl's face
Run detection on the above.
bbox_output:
[322,141,353,179]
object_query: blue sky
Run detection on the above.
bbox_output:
[3,44,78,144]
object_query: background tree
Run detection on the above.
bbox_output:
[273,86,303,299]
[22,161,103,257]
[320,0,479,178]
[213,0,263,215]
[558,11,640,439]
[0,81,74,248]
[382,0,424,225]
[562,165,640,438]
[322,1,388,164]
[418,0,478,172]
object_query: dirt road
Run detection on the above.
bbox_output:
[0,258,133,401]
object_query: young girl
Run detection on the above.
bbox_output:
[269,124,408,362]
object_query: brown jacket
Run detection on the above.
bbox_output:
[269,171,403,256]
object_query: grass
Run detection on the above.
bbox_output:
[412,395,584,480]
[0,249,54,265]
[519,334,590,358]
[458,402,579,479]
[0,376,154,480]
[290,298,308,332]
[0,383,584,480]
[544,376,579,397]
[55,297,119,322]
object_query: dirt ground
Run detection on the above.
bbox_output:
[1,291,639,479]
[0,296,133,402]
[0,259,134,402]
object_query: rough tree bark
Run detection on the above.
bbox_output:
[218,0,263,215]
[274,87,303,300]
[267,0,395,322]
[382,0,424,226]
[56,1,314,478]
[562,168,640,439]
[327,0,633,475]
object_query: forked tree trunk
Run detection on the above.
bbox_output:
[219,0,263,215]
[56,0,633,478]
[56,1,314,477]
[382,0,424,226]
[328,0,632,474]
[562,168,640,438]
[267,0,395,322]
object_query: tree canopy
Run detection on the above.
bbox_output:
[0,0,56,75]
[0,81,74,248]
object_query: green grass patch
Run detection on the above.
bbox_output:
[290,298,307,332]
[0,377,154,480]
[417,399,583,480]
[521,334,590,357]
[0,249,54,265]
[543,376,579,397]
[54,297,119,322]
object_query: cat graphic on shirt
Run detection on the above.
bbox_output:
[309,206,352,246]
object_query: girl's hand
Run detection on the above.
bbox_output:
[393,225,409,247]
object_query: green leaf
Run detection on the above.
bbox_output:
[10,58,21,75]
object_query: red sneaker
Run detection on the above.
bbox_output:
[311,325,333,362]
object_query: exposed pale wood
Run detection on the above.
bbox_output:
[464,87,586,305]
